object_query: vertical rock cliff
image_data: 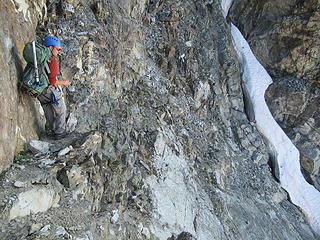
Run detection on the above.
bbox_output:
[0,0,319,239]
[229,0,320,191]
[0,0,47,172]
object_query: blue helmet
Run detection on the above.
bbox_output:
[44,36,62,47]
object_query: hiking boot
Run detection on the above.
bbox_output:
[40,131,55,140]
[55,132,67,140]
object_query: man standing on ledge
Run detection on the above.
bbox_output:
[38,36,69,140]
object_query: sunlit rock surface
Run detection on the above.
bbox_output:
[0,0,47,172]
[0,0,319,239]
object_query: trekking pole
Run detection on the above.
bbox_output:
[32,40,40,84]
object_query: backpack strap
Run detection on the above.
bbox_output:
[44,61,51,74]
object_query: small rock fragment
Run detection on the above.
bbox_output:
[40,225,51,236]
[141,227,151,239]
[56,226,70,238]
[111,210,119,224]
[28,140,51,154]
[29,223,43,235]
[14,181,26,188]
[58,146,73,156]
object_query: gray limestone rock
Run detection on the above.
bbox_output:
[27,140,52,154]
[0,0,319,239]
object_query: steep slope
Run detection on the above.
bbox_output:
[0,0,318,239]
[229,0,320,191]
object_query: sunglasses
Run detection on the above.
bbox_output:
[55,47,62,52]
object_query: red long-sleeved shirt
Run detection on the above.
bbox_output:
[47,56,58,85]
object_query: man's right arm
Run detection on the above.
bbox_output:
[54,80,69,86]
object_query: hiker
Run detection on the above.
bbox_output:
[37,36,69,140]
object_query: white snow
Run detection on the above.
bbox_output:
[220,0,233,18]
[228,21,320,234]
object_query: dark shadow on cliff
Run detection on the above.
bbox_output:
[11,42,43,135]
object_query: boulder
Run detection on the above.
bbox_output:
[9,188,60,220]
[27,140,51,154]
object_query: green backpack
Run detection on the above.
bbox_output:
[21,41,51,97]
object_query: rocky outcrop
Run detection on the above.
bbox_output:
[0,131,316,239]
[0,0,319,239]
[229,20,320,234]
[229,0,320,191]
[229,0,319,81]
[0,0,47,172]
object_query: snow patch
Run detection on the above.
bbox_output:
[220,0,233,18]
[229,22,320,234]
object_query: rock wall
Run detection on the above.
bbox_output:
[229,0,320,190]
[0,0,46,172]
[0,0,319,239]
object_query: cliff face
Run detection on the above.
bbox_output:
[0,0,319,239]
[0,0,46,172]
[229,0,320,191]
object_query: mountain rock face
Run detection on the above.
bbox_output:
[229,0,320,191]
[0,0,46,172]
[0,0,319,239]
